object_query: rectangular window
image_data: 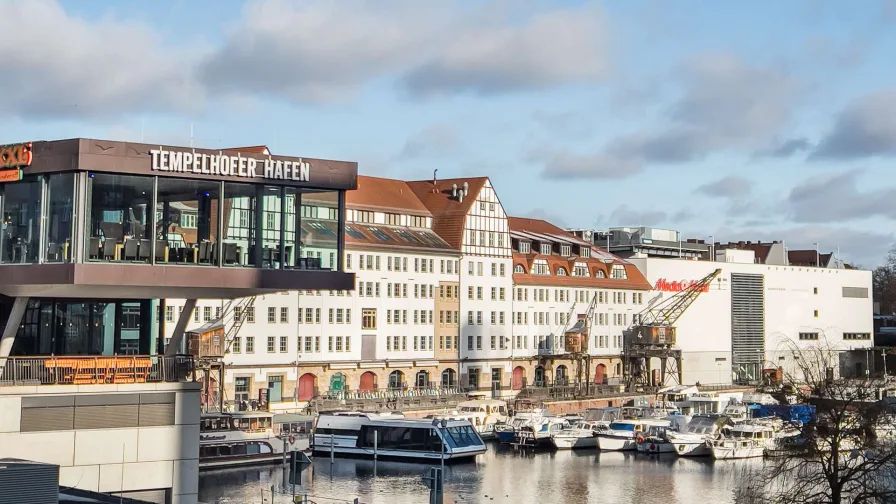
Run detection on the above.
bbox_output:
[476,335,482,350]
[468,335,474,350]
[843,333,871,340]
[267,336,275,353]
[246,336,255,353]
[362,309,377,330]
[232,337,241,353]
[799,332,819,340]
[204,306,212,322]
[279,336,287,353]
[268,307,276,323]
[280,307,288,323]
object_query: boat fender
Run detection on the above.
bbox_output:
[635,434,645,443]
[288,435,296,444]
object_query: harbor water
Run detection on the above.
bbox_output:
[198,443,761,504]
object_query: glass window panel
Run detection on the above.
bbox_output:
[1,176,42,264]
[260,185,282,270]
[45,173,75,263]
[85,173,154,263]
[298,190,338,271]
[222,182,256,267]
[156,178,220,265]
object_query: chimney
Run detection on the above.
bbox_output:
[433,169,438,186]
[452,184,457,197]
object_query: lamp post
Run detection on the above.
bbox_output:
[813,242,820,267]
[709,235,714,261]
[440,418,448,495]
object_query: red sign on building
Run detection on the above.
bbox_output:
[0,142,32,169]
[653,278,710,293]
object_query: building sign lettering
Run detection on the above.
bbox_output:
[150,149,310,182]
[654,278,710,293]
[200,434,227,441]
[0,142,32,169]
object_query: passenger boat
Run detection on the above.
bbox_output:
[430,399,508,440]
[549,421,602,450]
[582,406,621,431]
[199,412,310,469]
[514,416,570,448]
[666,414,731,457]
[635,424,676,454]
[710,423,777,460]
[597,419,672,451]
[311,412,487,462]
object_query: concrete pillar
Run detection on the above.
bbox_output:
[0,297,30,377]
[165,299,197,357]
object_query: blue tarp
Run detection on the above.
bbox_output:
[751,404,816,424]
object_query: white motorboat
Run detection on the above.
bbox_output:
[515,416,570,448]
[710,423,777,460]
[312,412,487,462]
[581,407,621,431]
[635,424,676,454]
[431,399,508,440]
[495,409,547,443]
[597,419,672,451]
[199,411,310,469]
[667,414,731,457]
[550,421,602,450]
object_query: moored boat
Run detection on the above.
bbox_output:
[550,421,601,450]
[710,423,776,460]
[199,411,310,469]
[635,424,676,454]
[597,419,672,451]
[667,414,731,457]
[312,412,487,462]
[514,416,570,448]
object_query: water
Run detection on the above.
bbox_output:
[198,444,762,504]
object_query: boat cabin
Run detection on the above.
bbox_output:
[457,399,508,416]
[201,412,273,434]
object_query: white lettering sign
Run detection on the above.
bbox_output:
[150,149,310,182]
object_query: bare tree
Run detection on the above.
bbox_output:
[873,245,896,315]
[737,341,896,504]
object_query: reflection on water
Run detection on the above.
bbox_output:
[199,444,763,504]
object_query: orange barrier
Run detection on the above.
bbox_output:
[43,357,153,384]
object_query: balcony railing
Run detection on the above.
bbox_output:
[0,354,195,386]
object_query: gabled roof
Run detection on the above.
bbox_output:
[347,175,432,215]
[788,250,833,267]
[222,145,270,155]
[345,223,455,253]
[406,177,488,249]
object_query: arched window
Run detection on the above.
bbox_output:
[594,269,606,278]
[514,264,525,274]
[555,365,568,384]
[388,370,405,389]
[415,370,430,388]
[556,267,567,276]
[441,369,457,387]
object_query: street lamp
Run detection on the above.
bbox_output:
[813,242,820,267]
[709,235,714,262]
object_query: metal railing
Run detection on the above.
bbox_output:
[0,354,195,386]
[518,381,637,400]
[308,385,468,414]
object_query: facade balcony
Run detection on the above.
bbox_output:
[0,138,357,299]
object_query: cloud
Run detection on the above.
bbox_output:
[399,124,460,159]
[695,175,753,199]
[753,137,813,158]
[538,52,803,179]
[402,4,607,97]
[200,0,608,103]
[533,147,642,180]
[811,89,896,159]
[518,208,569,228]
[0,0,202,119]
[787,169,896,223]
[531,110,592,138]
[607,205,667,226]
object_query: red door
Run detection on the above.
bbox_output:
[359,372,376,391]
[298,374,316,401]
[594,364,606,384]
[511,367,525,390]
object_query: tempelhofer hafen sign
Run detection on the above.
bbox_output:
[150,149,310,182]
[654,278,710,293]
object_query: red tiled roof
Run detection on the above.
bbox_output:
[406,177,488,250]
[507,217,591,247]
[788,250,832,267]
[222,145,270,154]
[347,175,432,215]
[345,222,455,253]
[511,252,651,290]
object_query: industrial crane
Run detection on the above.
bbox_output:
[623,268,722,389]
[188,296,258,413]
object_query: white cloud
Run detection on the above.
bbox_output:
[0,0,202,119]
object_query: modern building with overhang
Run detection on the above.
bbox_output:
[0,138,357,504]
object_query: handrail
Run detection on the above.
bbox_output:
[0,354,195,386]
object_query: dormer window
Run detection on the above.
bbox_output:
[594,269,606,278]
[573,263,588,277]
[581,246,590,258]
[611,264,627,279]
[556,267,568,276]
[519,241,531,254]
[560,245,571,257]
[532,259,549,275]
[540,243,551,255]
[514,264,525,274]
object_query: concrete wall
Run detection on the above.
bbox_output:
[0,382,200,504]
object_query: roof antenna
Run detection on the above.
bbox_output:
[433,169,438,185]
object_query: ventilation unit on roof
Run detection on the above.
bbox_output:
[458,189,464,203]
[463,181,469,193]
[452,184,457,197]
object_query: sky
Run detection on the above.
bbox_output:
[2,0,896,267]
